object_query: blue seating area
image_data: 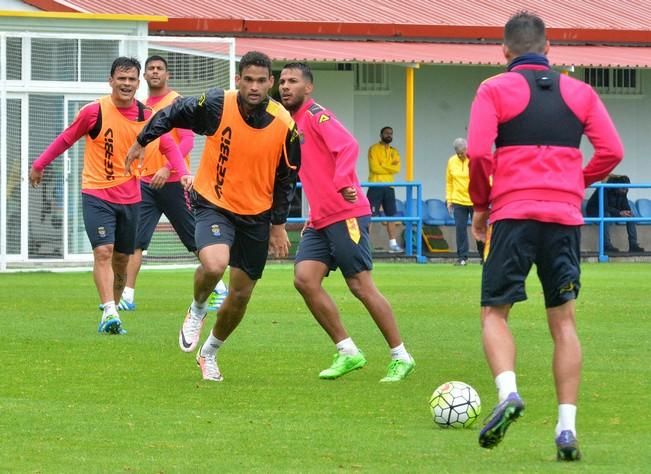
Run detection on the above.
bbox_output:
[423,199,455,226]
[395,199,405,217]
[582,197,651,224]
[397,196,651,226]
[384,188,650,263]
[637,198,651,223]
[630,200,640,217]
[394,198,471,226]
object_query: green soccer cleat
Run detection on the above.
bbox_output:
[380,357,416,382]
[319,352,367,379]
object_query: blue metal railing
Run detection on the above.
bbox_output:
[286,181,426,263]
[584,182,651,262]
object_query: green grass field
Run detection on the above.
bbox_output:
[1,263,650,472]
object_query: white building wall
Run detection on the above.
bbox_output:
[311,70,355,131]
[310,64,651,202]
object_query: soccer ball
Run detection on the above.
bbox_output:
[429,381,481,428]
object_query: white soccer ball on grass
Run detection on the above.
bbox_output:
[429,381,481,428]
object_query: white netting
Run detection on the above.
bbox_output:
[5,99,22,256]
[0,33,235,270]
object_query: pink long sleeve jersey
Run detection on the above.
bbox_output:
[467,64,624,225]
[292,99,371,229]
[33,101,188,204]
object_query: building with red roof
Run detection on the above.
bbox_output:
[18,0,651,67]
[2,1,651,262]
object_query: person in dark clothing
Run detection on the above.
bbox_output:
[586,175,645,253]
[125,51,301,383]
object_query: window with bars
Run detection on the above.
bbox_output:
[583,68,641,95]
[354,63,390,92]
[6,37,22,80]
[163,51,226,95]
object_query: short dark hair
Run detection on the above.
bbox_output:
[608,174,630,184]
[282,62,314,83]
[238,51,272,75]
[110,57,141,76]
[380,126,393,134]
[504,11,547,55]
[145,55,168,71]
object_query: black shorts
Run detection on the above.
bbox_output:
[82,193,139,254]
[295,216,373,278]
[482,219,581,308]
[136,181,196,252]
[193,194,270,280]
[367,186,397,216]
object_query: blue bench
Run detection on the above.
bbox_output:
[423,199,455,226]
[636,198,651,223]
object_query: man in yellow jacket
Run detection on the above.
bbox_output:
[367,126,402,252]
[446,137,483,265]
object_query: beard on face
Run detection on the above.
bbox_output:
[381,136,392,144]
[281,91,303,112]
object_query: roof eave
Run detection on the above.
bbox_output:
[19,0,651,45]
[149,18,651,44]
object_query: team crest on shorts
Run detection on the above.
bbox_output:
[97,226,106,238]
[211,224,221,237]
[345,218,360,244]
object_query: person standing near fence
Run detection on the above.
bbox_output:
[467,12,623,460]
[367,126,403,253]
[29,57,191,335]
[119,55,227,312]
[125,51,300,382]
[279,62,415,382]
[445,137,485,265]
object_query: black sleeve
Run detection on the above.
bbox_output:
[137,88,225,146]
[270,125,302,225]
[606,190,620,215]
[585,190,599,217]
[621,194,631,212]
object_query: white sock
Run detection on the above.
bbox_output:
[389,343,411,362]
[102,301,118,318]
[191,299,208,318]
[389,238,398,246]
[556,404,577,437]
[495,371,518,402]
[122,287,134,303]
[215,280,228,295]
[200,333,224,357]
[335,337,359,356]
